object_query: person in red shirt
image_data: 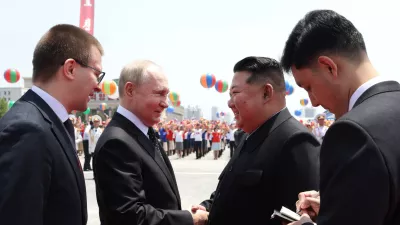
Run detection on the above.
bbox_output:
[210,127,221,160]
[166,126,174,156]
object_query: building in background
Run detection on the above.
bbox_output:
[0,87,28,102]
[211,106,219,120]
[164,105,185,121]
[184,105,203,120]
[223,112,233,124]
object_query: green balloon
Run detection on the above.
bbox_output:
[8,101,15,109]
[83,107,91,115]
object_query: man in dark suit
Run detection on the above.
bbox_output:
[191,56,320,225]
[281,10,400,225]
[93,60,208,225]
[0,24,104,225]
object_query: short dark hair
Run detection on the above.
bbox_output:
[233,56,285,92]
[280,10,366,73]
[32,24,104,83]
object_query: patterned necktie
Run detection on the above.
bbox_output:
[148,127,166,164]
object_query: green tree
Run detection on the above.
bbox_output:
[0,98,8,118]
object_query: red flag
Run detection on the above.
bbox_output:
[79,0,95,35]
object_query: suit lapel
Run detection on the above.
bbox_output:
[353,81,400,109]
[244,108,292,153]
[113,113,182,205]
[21,90,87,223]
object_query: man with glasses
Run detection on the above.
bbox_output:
[0,24,104,225]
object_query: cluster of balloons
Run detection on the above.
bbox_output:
[200,73,229,93]
[166,91,181,113]
[3,68,21,84]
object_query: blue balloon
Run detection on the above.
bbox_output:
[294,110,302,116]
[216,112,220,118]
[285,80,290,90]
[166,106,174,113]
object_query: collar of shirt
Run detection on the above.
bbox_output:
[31,85,69,123]
[246,107,286,140]
[348,76,388,111]
[117,105,149,138]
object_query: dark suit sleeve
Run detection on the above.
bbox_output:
[278,133,320,212]
[317,120,389,225]
[199,191,215,211]
[0,121,51,225]
[94,139,193,225]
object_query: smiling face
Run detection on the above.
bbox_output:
[228,71,266,133]
[130,67,169,127]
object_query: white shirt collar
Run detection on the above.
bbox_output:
[349,76,388,111]
[31,85,69,123]
[117,105,149,137]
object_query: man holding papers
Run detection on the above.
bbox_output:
[281,9,400,225]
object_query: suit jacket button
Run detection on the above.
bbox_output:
[229,166,233,171]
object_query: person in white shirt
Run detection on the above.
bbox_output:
[312,114,328,142]
[175,126,184,158]
[193,124,203,159]
[228,124,237,158]
[89,116,103,155]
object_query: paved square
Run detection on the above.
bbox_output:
[82,150,231,225]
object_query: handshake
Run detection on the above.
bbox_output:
[190,204,209,225]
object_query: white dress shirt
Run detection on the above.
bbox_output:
[348,76,389,111]
[117,105,149,138]
[31,85,69,123]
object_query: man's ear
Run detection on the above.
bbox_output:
[125,82,135,97]
[317,56,338,80]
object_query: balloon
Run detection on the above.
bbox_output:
[100,80,117,95]
[300,99,309,106]
[168,92,180,102]
[108,87,119,99]
[285,80,294,95]
[172,101,181,107]
[220,112,225,117]
[83,107,90,115]
[294,110,302,116]
[4,68,20,83]
[216,112,220,118]
[166,106,174,113]
[99,103,107,111]
[286,85,294,95]
[200,73,216,88]
[215,80,229,93]
[7,100,15,109]
[285,80,290,90]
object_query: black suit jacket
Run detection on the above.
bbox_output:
[93,112,193,225]
[0,90,87,225]
[200,108,320,225]
[316,81,400,225]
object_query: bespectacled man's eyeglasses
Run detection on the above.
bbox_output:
[61,58,105,84]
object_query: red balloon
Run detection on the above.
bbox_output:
[4,68,21,83]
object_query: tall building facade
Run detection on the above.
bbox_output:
[184,105,203,120]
